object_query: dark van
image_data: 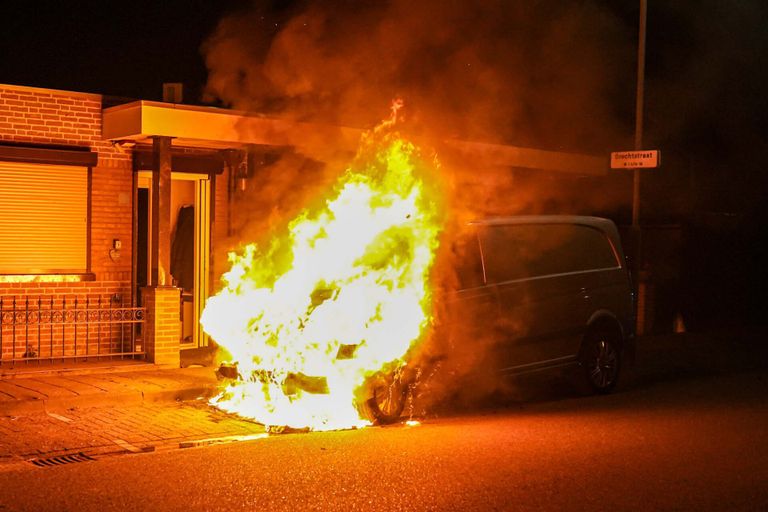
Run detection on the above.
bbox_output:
[365,216,635,423]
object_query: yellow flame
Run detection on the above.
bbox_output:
[201,120,443,431]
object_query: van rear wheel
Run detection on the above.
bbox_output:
[581,328,621,394]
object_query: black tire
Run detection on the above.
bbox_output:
[580,327,622,394]
[365,373,408,425]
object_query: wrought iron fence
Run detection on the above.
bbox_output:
[0,295,145,366]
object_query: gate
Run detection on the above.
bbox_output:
[0,295,145,367]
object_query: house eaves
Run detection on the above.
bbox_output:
[103,101,606,175]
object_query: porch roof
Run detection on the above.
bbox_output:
[103,101,606,176]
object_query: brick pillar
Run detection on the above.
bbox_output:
[142,286,181,367]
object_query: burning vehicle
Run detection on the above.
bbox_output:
[200,103,634,432]
[361,214,635,425]
[201,105,444,432]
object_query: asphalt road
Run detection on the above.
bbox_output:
[1,331,767,511]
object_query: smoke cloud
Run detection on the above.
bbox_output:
[203,0,632,152]
[202,0,637,411]
[203,0,638,245]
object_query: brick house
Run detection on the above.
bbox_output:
[0,83,369,370]
[0,85,139,369]
[0,82,604,372]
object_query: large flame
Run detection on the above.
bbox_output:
[201,108,443,431]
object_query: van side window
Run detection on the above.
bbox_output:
[480,224,619,283]
[479,225,532,282]
[452,232,485,288]
[554,224,619,273]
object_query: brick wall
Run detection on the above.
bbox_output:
[0,84,129,166]
[211,166,231,288]
[141,286,181,367]
[90,161,133,282]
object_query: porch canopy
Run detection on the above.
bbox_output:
[103,101,606,175]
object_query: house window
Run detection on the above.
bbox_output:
[0,162,88,275]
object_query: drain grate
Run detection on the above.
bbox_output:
[30,452,95,468]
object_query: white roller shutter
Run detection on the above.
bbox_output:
[0,162,88,274]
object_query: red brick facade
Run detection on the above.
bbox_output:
[141,286,181,367]
[0,85,129,166]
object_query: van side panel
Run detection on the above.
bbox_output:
[496,273,588,368]
[433,229,501,372]
[585,268,634,338]
[477,222,628,372]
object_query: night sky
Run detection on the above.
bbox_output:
[2,2,766,211]
[0,0,250,101]
[2,1,767,215]
[0,0,768,166]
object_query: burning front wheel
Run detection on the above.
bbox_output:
[580,327,621,394]
[364,373,408,425]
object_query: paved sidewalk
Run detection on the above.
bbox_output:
[0,401,265,466]
[0,363,221,416]
[0,362,268,466]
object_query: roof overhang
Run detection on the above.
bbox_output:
[103,101,606,175]
[103,101,361,152]
[441,139,606,176]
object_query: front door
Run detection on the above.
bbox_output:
[136,171,211,350]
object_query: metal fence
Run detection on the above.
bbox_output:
[0,295,145,366]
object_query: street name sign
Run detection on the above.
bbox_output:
[610,150,660,169]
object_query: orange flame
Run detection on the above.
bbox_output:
[201,110,443,431]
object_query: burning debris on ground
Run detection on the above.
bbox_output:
[215,363,241,381]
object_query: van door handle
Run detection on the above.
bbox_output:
[580,287,590,300]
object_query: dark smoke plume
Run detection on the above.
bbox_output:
[203,0,633,153]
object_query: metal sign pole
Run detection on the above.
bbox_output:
[633,0,647,227]
[633,0,648,334]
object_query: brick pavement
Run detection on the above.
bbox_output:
[0,365,221,416]
[0,400,265,465]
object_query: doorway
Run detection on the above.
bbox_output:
[136,171,211,350]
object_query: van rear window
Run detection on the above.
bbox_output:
[480,224,619,282]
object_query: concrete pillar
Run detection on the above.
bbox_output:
[141,286,181,367]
